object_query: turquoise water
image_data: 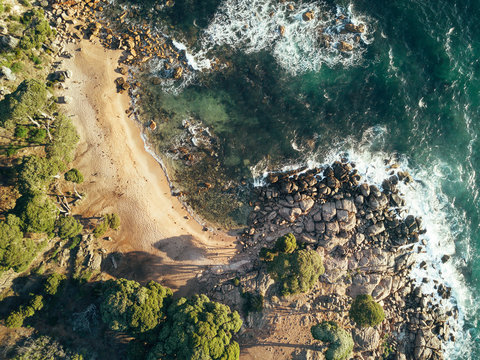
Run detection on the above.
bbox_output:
[130,0,480,357]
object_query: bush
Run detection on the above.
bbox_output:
[18,194,58,234]
[100,279,173,336]
[18,155,62,194]
[243,291,263,313]
[275,233,297,253]
[45,115,79,163]
[0,79,47,129]
[0,214,39,273]
[56,216,83,239]
[64,168,84,184]
[259,247,277,262]
[311,321,354,360]
[93,220,108,238]
[14,125,28,138]
[106,213,120,230]
[148,294,242,360]
[5,295,44,328]
[267,249,325,296]
[10,335,84,359]
[44,273,66,296]
[349,294,385,328]
[28,128,46,143]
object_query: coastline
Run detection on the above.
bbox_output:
[59,39,237,294]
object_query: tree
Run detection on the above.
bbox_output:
[100,279,173,336]
[311,321,354,360]
[14,125,28,138]
[5,295,44,328]
[0,215,38,273]
[56,216,83,239]
[18,194,59,234]
[64,168,84,183]
[18,155,62,194]
[0,79,47,129]
[148,294,242,360]
[46,115,79,163]
[349,294,385,327]
[267,249,325,296]
[106,213,120,230]
[11,335,83,360]
[44,273,66,296]
[275,233,297,253]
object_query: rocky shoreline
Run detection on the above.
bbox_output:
[41,1,458,358]
[201,161,456,359]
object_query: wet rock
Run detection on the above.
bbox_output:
[360,183,370,197]
[345,23,365,33]
[441,254,450,263]
[279,25,285,36]
[338,41,353,52]
[302,11,314,21]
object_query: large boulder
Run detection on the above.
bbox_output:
[279,207,302,222]
[0,35,19,50]
[0,66,16,81]
[322,202,337,222]
[353,327,380,351]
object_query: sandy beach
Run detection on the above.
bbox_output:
[60,40,238,294]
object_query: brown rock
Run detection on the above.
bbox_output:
[338,41,353,52]
[279,25,285,37]
[302,11,314,21]
[345,23,365,33]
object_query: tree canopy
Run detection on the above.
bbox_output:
[267,248,325,296]
[64,168,84,184]
[275,232,297,254]
[0,79,47,129]
[349,294,385,328]
[0,214,38,273]
[311,321,354,360]
[149,294,242,360]
[56,216,83,239]
[17,194,59,234]
[18,155,62,195]
[100,279,173,336]
[46,115,79,164]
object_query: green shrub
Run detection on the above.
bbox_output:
[18,194,58,234]
[45,115,79,163]
[5,310,25,328]
[259,247,277,262]
[10,62,23,73]
[311,321,354,360]
[243,291,263,313]
[232,277,240,287]
[275,233,297,253]
[14,125,28,138]
[44,273,66,296]
[148,294,242,360]
[18,155,62,194]
[349,294,385,328]
[106,213,120,230]
[267,249,325,296]
[68,235,82,250]
[0,215,39,273]
[56,216,83,239]
[100,279,173,336]
[93,220,108,238]
[28,128,46,143]
[64,168,84,183]
[0,79,47,129]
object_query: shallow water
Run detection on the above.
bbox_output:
[124,0,480,357]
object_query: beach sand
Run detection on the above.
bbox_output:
[60,40,238,294]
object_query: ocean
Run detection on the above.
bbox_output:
[122,0,480,357]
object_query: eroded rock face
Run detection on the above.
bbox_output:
[353,327,380,351]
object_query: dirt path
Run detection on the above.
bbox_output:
[60,40,238,294]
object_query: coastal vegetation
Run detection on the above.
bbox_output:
[261,233,325,296]
[349,294,385,328]
[311,321,354,360]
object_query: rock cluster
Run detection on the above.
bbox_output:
[204,161,454,359]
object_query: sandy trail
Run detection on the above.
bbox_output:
[60,40,237,294]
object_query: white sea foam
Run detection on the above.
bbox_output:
[201,0,373,74]
[250,125,477,358]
